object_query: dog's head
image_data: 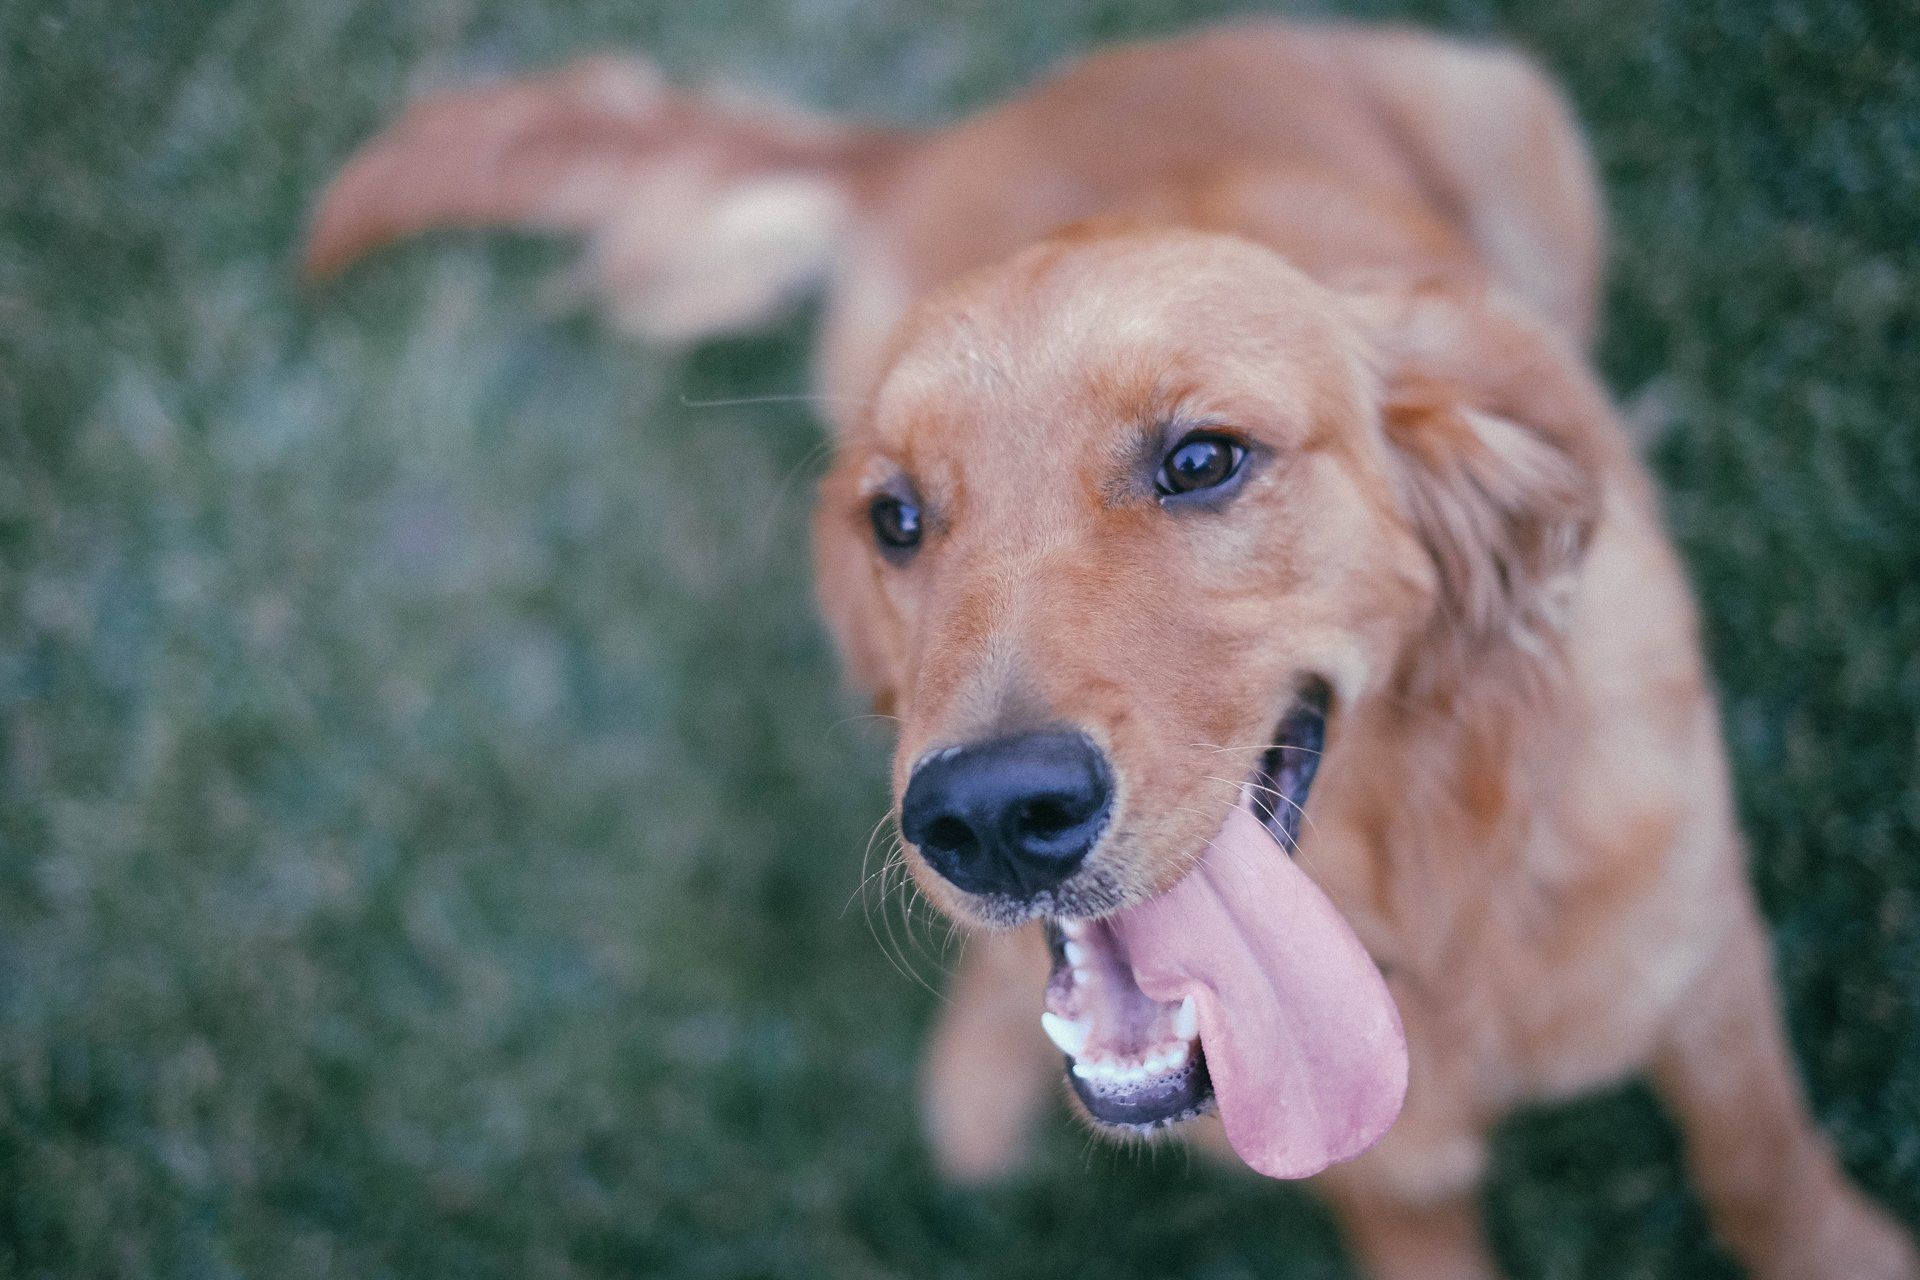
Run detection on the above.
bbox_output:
[814,227,1607,1165]
[818,227,1604,922]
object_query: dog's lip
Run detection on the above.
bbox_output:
[1040,681,1330,1135]
[1246,677,1329,856]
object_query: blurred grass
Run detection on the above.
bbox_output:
[1,0,1916,1276]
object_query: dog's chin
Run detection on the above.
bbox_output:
[1037,681,1329,1136]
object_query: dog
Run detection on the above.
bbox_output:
[306,21,1918,1279]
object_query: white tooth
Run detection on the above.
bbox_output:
[1063,940,1089,967]
[1142,1050,1166,1074]
[1072,1055,1108,1081]
[1040,1012,1090,1057]
[1174,995,1198,1041]
[1167,1040,1191,1069]
[1060,918,1087,939]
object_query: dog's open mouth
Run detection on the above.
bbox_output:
[1042,688,1326,1131]
[1038,682,1409,1178]
[1044,915,1214,1129]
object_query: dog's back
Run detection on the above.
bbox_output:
[306,22,1599,416]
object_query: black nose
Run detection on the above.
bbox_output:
[900,731,1113,898]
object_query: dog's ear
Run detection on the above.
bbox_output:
[304,56,904,343]
[1354,288,1609,672]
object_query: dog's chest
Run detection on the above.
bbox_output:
[1308,800,1717,1112]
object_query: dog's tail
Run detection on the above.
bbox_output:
[303,56,908,342]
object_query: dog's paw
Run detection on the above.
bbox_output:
[1772,1183,1920,1280]
[919,1034,1049,1183]
[915,926,1057,1184]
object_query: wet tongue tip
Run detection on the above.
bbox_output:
[1108,804,1408,1180]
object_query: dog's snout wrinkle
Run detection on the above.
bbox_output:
[900,730,1113,899]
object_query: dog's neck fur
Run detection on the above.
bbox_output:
[1329,630,1573,973]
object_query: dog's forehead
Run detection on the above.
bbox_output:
[869,232,1357,465]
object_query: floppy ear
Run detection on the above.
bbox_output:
[1358,289,1608,669]
[304,56,905,343]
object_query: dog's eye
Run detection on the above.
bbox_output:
[870,494,922,553]
[1156,432,1246,497]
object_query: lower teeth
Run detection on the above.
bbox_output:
[1068,1038,1195,1083]
[1041,994,1199,1064]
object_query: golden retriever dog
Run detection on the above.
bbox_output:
[306,21,1917,1279]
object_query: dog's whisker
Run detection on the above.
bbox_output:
[875,838,949,1001]
[896,869,949,972]
[749,435,838,558]
[678,391,872,410]
[859,820,938,998]
[932,911,966,961]
[855,819,947,998]
[869,852,928,996]
[1187,741,1324,759]
[1178,792,1317,877]
[1200,773,1320,842]
[844,853,903,918]
[824,711,902,742]
[895,899,954,998]
[847,807,899,918]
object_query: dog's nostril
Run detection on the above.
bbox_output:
[923,815,977,856]
[1013,796,1078,837]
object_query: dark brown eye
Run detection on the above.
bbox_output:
[870,494,922,553]
[1156,432,1247,497]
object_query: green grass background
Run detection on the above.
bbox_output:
[3,0,1916,1275]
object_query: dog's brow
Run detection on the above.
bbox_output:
[854,452,904,495]
[1096,419,1170,509]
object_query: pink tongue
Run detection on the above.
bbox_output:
[1105,804,1407,1178]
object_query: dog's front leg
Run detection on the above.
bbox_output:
[1651,887,1918,1279]
[1320,1180,1500,1280]
[918,922,1056,1182]
[1317,996,1502,1280]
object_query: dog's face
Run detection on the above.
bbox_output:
[815,228,1598,930]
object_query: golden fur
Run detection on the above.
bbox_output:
[308,21,1916,1279]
